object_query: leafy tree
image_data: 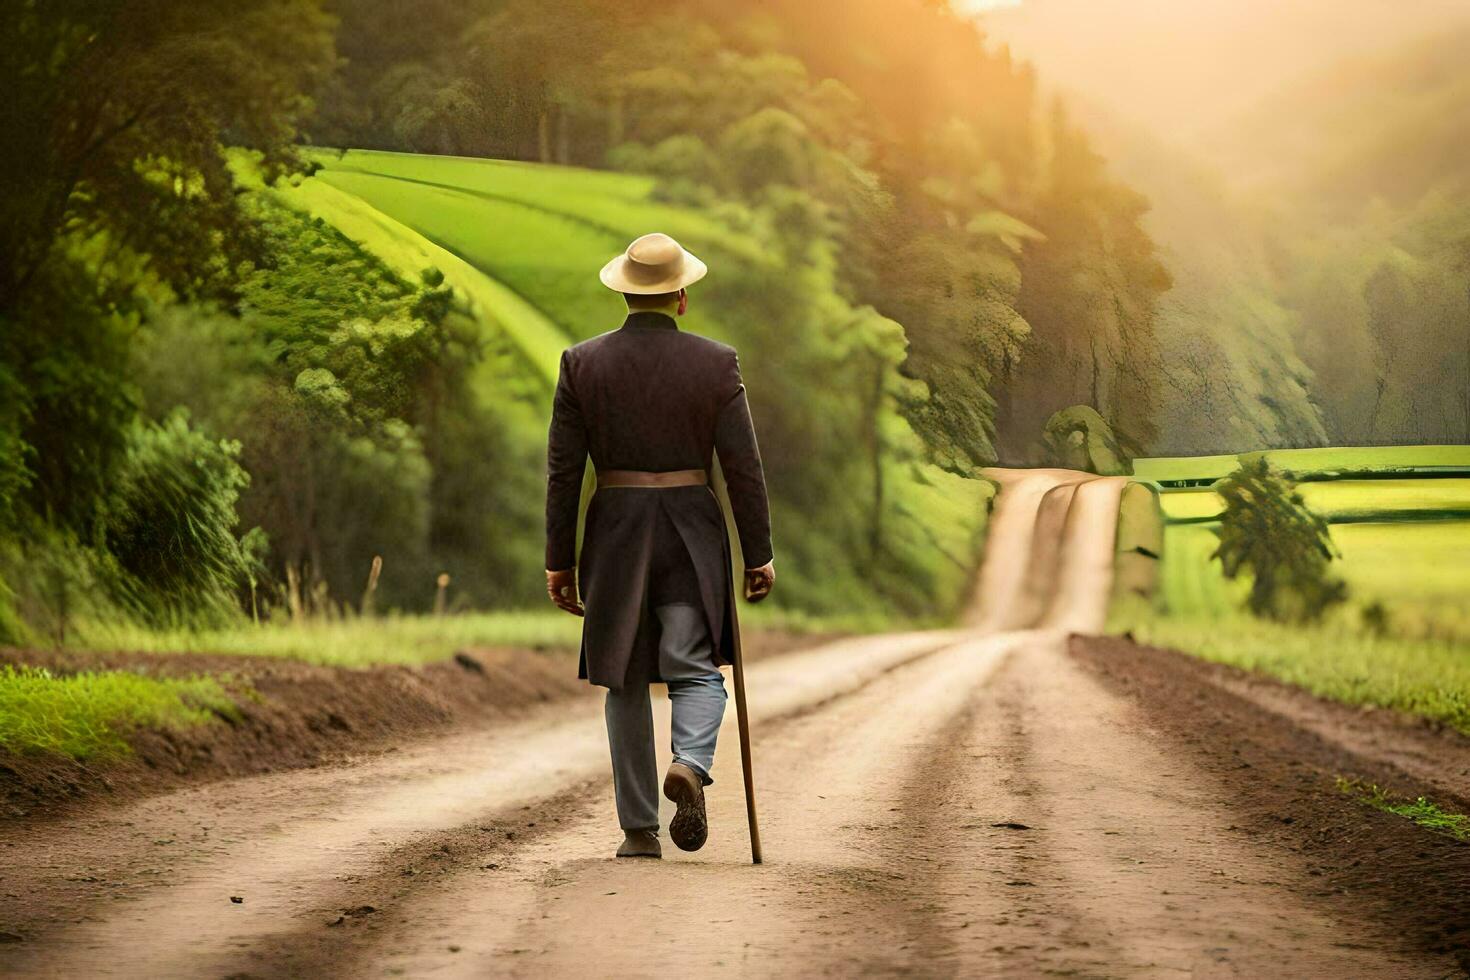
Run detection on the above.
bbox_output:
[1213,458,1347,623]
[311,0,476,151]
[224,202,496,610]
[1,0,334,308]
[0,0,335,544]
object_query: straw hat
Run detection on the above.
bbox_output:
[599,233,707,294]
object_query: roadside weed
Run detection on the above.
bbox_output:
[1336,778,1470,842]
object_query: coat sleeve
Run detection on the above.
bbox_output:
[714,351,773,569]
[545,350,588,571]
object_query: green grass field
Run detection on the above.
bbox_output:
[1114,607,1470,736]
[1154,473,1470,632]
[1158,519,1470,635]
[62,604,885,670]
[1132,453,1240,485]
[1160,478,1470,524]
[309,149,764,259]
[1133,445,1470,731]
[67,610,585,668]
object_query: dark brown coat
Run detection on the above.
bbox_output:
[545,311,773,690]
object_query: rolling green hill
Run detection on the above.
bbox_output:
[273,149,996,618]
[278,149,780,391]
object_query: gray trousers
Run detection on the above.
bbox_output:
[605,603,728,831]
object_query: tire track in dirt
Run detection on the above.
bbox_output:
[883,639,1126,976]
[807,627,1450,978]
[1007,633,1448,977]
[1042,476,1128,633]
[0,631,959,977]
[968,469,1090,631]
[302,633,1022,979]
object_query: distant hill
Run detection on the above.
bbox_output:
[1027,95,1328,456]
[1202,25,1470,212]
[979,0,1470,155]
[980,3,1470,451]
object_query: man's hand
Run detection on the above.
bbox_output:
[743,561,775,603]
[546,568,584,616]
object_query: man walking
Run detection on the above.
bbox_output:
[544,232,776,859]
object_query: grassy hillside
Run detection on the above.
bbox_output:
[275,149,996,618]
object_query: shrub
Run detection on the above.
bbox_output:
[1213,457,1347,623]
[105,411,257,625]
[3,272,139,535]
[1361,600,1392,637]
[0,521,133,647]
[1043,405,1131,475]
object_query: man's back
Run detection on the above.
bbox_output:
[545,311,771,601]
[559,312,740,474]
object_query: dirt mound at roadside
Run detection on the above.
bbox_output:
[0,645,587,822]
[0,628,835,824]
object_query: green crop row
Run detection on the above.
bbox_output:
[1159,478,1470,524]
[1135,445,1470,486]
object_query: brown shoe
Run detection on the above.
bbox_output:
[616,828,661,859]
[663,762,708,852]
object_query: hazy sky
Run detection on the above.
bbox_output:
[976,0,1470,141]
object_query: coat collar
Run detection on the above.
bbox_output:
[620,311,679,331]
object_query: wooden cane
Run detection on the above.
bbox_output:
[730,578,763,865]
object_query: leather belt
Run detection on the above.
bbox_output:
[596,468,708,489]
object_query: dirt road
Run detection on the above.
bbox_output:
[3,471,1467,977]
